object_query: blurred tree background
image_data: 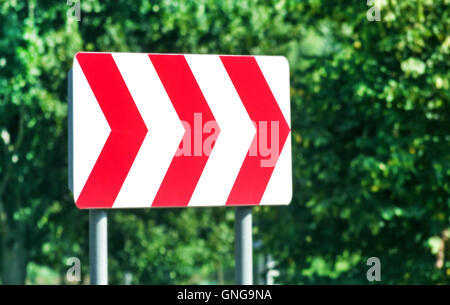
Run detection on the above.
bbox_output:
[0,0,448,284]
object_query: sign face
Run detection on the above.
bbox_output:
[68,52,292,209]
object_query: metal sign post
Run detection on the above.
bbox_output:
[69,52,292,285]
[89,210,108,285]
[235,207,253,285]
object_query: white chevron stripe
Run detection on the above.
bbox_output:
[186,55,256,206]
[72,58,111,202]
[112,53,185,208]
[256,56,292,205]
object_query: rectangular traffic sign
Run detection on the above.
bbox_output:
[68,52,292,208]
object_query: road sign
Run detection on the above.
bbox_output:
[68,52,292,209]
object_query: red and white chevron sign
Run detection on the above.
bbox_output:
[68,52,292,209]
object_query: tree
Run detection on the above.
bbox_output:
[259,0,450,284]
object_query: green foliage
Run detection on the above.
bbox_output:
[259,0,450,284]
[0,0,448,284]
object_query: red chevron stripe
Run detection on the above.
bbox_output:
[75,53,148,208]
[221,56,290,205]
[149,54,218,207]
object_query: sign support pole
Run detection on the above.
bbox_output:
[235,206,253,285]
[89,209,108,285]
